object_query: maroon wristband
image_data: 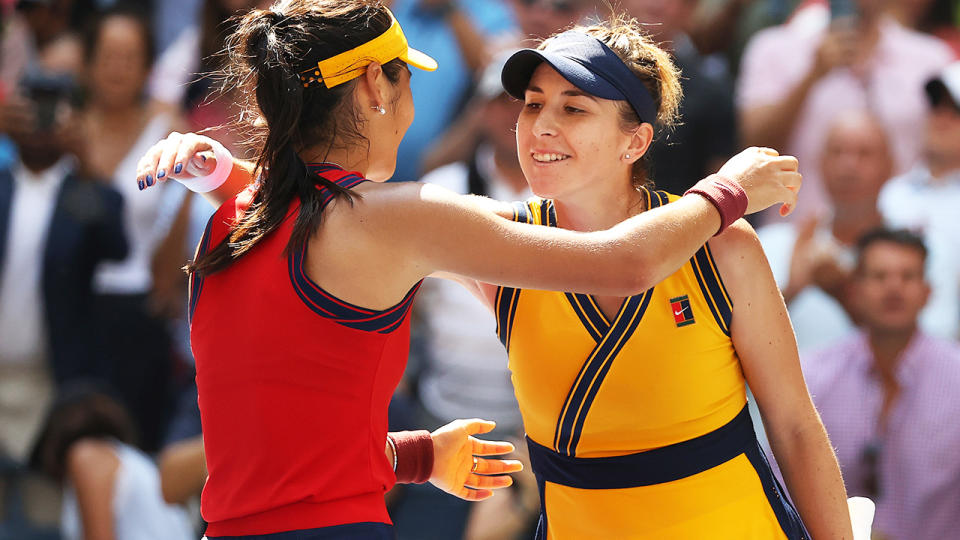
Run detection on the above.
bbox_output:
[683,174,749,235]
[388,430,434,484]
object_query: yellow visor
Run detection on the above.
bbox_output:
[307,9,437,89]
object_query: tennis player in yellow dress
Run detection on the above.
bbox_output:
[471,16,855,540]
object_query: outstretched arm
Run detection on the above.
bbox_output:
[366,144,799,298]
[709,221,853,540]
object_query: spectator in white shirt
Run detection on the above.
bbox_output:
[879,61,960,339]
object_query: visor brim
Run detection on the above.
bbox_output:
[501,49,623,102]
[402,47,438,72]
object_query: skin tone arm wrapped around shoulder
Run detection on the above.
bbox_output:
[709,220,854,540]
[136,134,801,295]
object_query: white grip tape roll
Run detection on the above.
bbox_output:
[183,140,234,193]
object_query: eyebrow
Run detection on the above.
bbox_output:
[526,86,599,101]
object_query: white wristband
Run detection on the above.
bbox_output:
[182,140,234,193]
[386,435,397,472]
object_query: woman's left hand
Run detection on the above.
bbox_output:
[429,419,523,501]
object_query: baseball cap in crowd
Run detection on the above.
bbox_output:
[925,61,960,109]
[500,31,657,124]
[476,50,520,101]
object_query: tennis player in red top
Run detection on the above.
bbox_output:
[135,1,801,538]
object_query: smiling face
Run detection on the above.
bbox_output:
[515,64,641,200]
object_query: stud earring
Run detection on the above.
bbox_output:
[624,154,631,159]
[372,105,386,115]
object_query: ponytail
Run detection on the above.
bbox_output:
[189,1,398,276]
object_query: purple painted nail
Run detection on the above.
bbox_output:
[174,163,183,174]
[138,179,145,190]
[146,175,154,187]
[157,169,166,179]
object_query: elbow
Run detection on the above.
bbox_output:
[597,251,655,296]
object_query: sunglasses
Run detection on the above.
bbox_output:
[517,0,578,13]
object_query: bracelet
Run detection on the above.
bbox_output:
[684,174,749,235]
[388,430,434,484]
[386,435,398,472]
[181,140,233,193]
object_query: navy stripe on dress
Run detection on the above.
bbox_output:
[690,246,732,336]
[553,289,654,456]
[536,406,757,488]
[564,293,607,342]
[286,164,421,334]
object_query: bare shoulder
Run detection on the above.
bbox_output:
[708,219,765,266]
[66,439,120,480]
[706,219,776,291]
[332,180,514,224]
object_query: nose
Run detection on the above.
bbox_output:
[531,106,558,138]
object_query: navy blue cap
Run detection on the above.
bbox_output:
[501,31,658,125]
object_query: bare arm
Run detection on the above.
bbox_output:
[740,28,861,149]
[384,182,726,295]
[66,439,119,540]
[418,0,490,73]
[740,70,821,150]
[710,221,853,540]
[158,435,207,505]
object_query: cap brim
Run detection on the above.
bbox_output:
[402,47,438,72]
[501,49,623,102]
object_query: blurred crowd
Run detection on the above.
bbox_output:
[0,0,957,539]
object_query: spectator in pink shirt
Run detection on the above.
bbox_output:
[737,0,953,222]
[801,228,960,540]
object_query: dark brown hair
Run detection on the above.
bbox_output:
[189,0,405,276]
[855,227,929,274]
[30,383,137,481]
[82,5,157,69]
[550,13,682,189]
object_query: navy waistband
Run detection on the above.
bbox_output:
[527,405,755,489]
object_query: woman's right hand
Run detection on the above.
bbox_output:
[429,419,523,501]
[135,131,219,191]
[717,147,801,217]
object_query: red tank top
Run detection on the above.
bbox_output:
[190,165,421,535]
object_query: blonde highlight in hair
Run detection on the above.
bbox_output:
[540,12,683,188]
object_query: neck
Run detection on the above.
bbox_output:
[20,154,63,175]
[492,145,528,195]
[927,155,960,181]
[831,203,883,245]
[553,176,644,232]
[867,325,915,378]
[304,146,370,178]
[90,100,141,122]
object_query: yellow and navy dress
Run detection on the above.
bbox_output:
[497,190,808,539]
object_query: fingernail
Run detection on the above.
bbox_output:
[146,175,154,187]
[138,179,144,190]
[174,163,183,174]
[157,169,166,179]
